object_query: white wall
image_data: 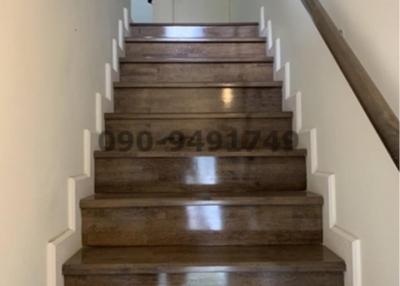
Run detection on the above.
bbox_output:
[0,1,129,285]
[260,1,399,286]
[230,0,261,22]
[131,0,153,22]
[151,0,262,23]
[153,0,174,22]
[174,0,230,23]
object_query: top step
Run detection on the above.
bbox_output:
[130,22,260,39]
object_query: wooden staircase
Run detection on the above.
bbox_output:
[63,22,345,286]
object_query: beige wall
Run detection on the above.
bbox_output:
[0,1,129,285]
[320,0,399,116]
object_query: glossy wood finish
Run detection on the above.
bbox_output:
[130,23,259,38]
[125,41,266,58]
[119,61,274,83]
[302,0,400,168]
[64,245,344,286]
[64,245,345,274]
[82,191,323,207]
[65,272,344,286]
[64,22,345,286]
[104,113,293,152]
[120,57,273,63]
[94,151,307,193]
[125,37,266,43]
[131,22,260,26]
[114,84,283,113]
[82,192,322,246]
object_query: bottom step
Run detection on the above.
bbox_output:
[64,245,345,286]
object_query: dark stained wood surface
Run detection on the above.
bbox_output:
[94,151,307,193]
[63,245,345,274]
[125,37,267,43]
[131,22,259,26]
[125,41,266,58]
[130,24,259,38]
[302,0,399,168]
[104,112,293,151]
[82,204,322,246]
[113,85,283,113]
[65,272,344,286]
[120,57,273,63]
[94,149,307,158]
[119,62,274,83]
[81,191,323,208]
[64,245,344,285]
[63,21,345,286]
[81,192,322,247]
[114,81,283,88]
[105,112,292,119]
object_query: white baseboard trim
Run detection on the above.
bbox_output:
[266,20,273,55]
[112,39,120,82]
[123,7,131,37]
[259,6,266,37]
[263,8,362,286]
[299,129,362,286]
[46,131,95,286]
[46,7,129,286]
[273,39,281,75]
[118,20,126,57]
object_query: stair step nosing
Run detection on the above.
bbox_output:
[63,262,345,276]
[94,150,307,159]
[130,22,259,27]
[81,200,322,208]
[119,58,273,63]
[114,82,282,88]
[81,196,323,209]
[104,112,292,120]
[125,38,266,43]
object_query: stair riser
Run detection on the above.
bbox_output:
[130,25,259,38]
[120,63,273,83]
[65,272,344,286]
[95,156,307,193]
[104,117,293,152]
[82,204,321,246]
[114,87,283,113]
[125,42,266,58]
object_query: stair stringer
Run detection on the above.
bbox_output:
[46,7,130,286]
[265,15,361,286]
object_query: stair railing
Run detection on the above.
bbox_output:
[301,0,399,169]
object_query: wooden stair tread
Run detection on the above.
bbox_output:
[130,22,259,27]
[120,57,273,63]
[114,81,282,88]
[125,37,266,43]
[81,191,323,208]
[119,61,273,83]
[63,245,345,275]
[94,150,307,158]
[104,112,292,120]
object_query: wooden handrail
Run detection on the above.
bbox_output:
[301,0,399,169]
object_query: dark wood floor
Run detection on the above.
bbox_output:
[63,22,345,286]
